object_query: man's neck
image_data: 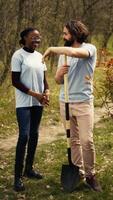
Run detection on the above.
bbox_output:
[72,41,82,48]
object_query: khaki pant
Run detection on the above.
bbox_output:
[60,100,95,177]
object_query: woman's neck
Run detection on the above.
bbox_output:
[23,46,34,53]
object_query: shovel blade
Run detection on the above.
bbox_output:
[61,164,80,192]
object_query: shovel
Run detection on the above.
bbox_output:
[61,55,80,193]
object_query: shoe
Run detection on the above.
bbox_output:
[79,172,85,181]
[86,175,102,192]
[14,178,25,192]
[24,169,43,179]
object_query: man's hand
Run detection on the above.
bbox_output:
[42,47,52,63]
[55,65,69,84]
[58,65,69,76]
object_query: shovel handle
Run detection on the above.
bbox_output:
[64,55,69,103]
[64,55,72,165]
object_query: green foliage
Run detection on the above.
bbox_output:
[93,68,106,107]
[0,76,17,139]
[104,59,113,103]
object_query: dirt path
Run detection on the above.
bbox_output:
[0,107,107,151]
[0,123,64,152]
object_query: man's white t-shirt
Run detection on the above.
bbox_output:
[11,48,47,108]
[58,43,97,102]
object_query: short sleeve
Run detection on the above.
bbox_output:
[11,53,22,72]
[58,55,65,68]
[82,44,97,57]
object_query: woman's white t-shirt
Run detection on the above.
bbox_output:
[11,48,47,108]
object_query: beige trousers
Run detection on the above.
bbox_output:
[60,100,95,177]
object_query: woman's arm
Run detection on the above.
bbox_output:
[12,72,29,93]
[11,71,48,105]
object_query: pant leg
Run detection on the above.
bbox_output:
[60,102,84,174]
[76,101,96,177]
[25,106,43,171]
[15,107,30,178]
[70,115,84,175]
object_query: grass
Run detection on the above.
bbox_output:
[94,67,106,107]
[0,72,17,139]
[0,61,113,199]
[0,117,113,199]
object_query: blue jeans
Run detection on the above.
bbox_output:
[15,106,43,178]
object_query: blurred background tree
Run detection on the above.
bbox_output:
[0,0,113,84]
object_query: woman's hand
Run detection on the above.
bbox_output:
[28,90,49,106]
[35,93,49,106]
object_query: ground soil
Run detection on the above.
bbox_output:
[0,106,107,151]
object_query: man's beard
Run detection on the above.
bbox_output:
[64,38,75,46]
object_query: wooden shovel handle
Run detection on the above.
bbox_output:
[64,56,69,103]
[64,55,72,165]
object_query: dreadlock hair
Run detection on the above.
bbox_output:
[65,20,89,43]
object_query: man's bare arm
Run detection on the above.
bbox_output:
[42,47,89,62]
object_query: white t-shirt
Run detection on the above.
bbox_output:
[11,48,47,108]
[58,43,97,102]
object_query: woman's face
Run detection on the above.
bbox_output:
[24,30,41,50]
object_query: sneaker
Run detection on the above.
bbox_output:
[86,175,102,192]
[14,178,25,192]
[24,169,43,179]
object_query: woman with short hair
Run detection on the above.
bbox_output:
[11,27,49,192]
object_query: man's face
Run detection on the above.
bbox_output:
[63,26,75,46]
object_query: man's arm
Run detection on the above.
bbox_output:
[43,47,89,62]
[43,71,50,101]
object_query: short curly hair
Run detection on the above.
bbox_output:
[65,20,89,43]
[19,27,37,45]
